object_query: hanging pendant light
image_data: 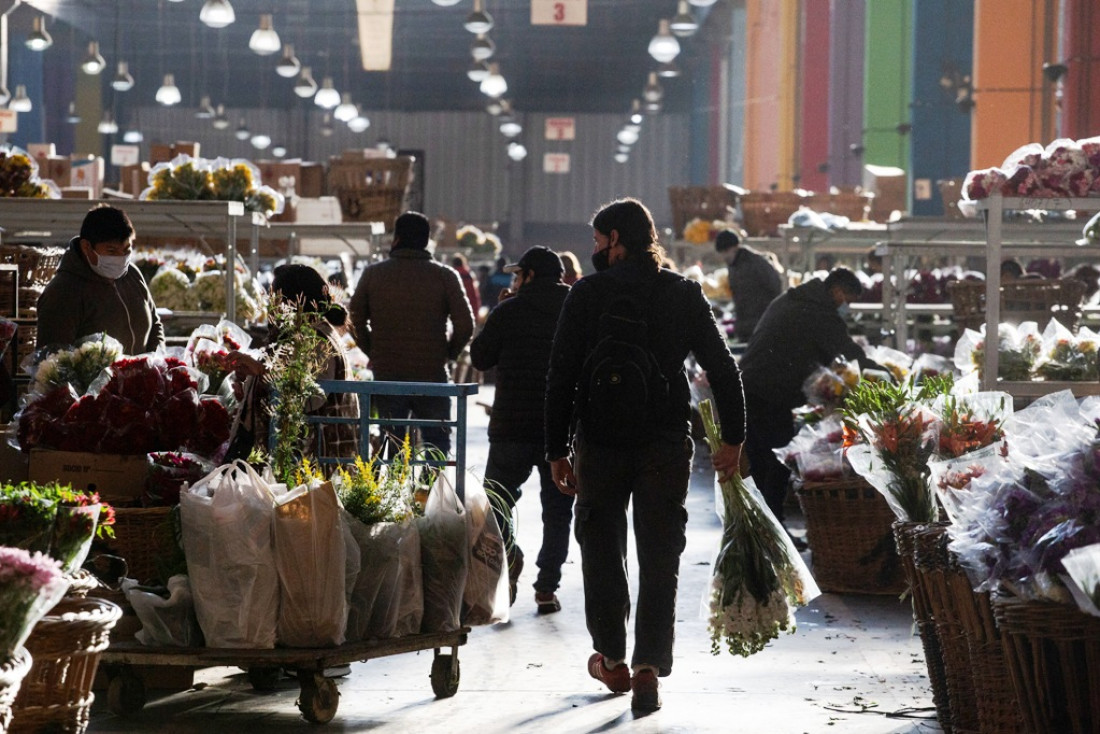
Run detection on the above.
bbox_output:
[320,113,335,137]
[250,133,272,150]
[200,0,236,28]
[212,104,230,129]
[9,86,32,113]
[669,1,698,37]
[498,104,522,138]
[471,34,494,61]
[688,0,717,6]
[628,99,643,126]
[614,152,629,163]
[314,77,341,109]
[642,71,663,103]
[334,93,358,122]
[234,118,251,140]
[195,95,217,119]
[81,41,107,74]
[486,98,504,116]
[507,142,527,161]
[464,0,493,34]
[479,63,507,98]
[97,111,118,135]
[616,126,639,146]
[431,0,461,5]
[65,101,81,124]
[272,144,287,158]
[156,74,182,106]
[123,129,144,143]
[467,60,490,83]
[648,19,680,64]
[657,61,680,78]
[348,108,371,133]
[25,16,53,51]
[293,66,318,98]
[111,61,135,92]
[249,14,280,55]
[275,44,301,78]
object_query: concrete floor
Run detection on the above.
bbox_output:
[87,387,944,733]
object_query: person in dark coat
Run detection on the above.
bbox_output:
[545,197,744,712]
[738,268,886,523]
[470,246,572,613]
[37,204,164,355]
[714,228,783,341]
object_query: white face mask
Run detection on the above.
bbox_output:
[90,252,131,280]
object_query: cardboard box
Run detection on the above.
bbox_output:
[119,162,151,195]
[149,143,175,165]
[864,164,907,220]
[59,187,94,199]
[299,162,324,198]
[69,156,105,198]
[270,196,298,223]
[295,197,343,225]
[29,449,148,505]
[173,141,200,158]
[258,160,302,197]
[41,156,71,188]
[27,142,55,159]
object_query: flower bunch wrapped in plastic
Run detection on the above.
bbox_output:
[1060,543,1100,617]
[1034,319,1099,382]
[141,155,283,217]
[29,333,124,398]
[0,547,68,659]
[683,218,726,244]
[954,322,1042,382]
[0,482,59,553]
[48,485,115,573]
[144,451,216,506]
[700,400,818,657]
[0,147,59,198]
[927,390,1012,521]
[799,356,860,413]
[776,414,848,483]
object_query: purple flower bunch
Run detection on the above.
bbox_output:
[0,546,68,658]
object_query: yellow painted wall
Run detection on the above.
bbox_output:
[744,0,799,190]
[972,0,1054,168]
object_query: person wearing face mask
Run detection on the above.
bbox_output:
[713,228,783,342]
[37,204,164,356]
[737,267,886,526]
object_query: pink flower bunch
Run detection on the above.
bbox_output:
[0,546,68,658]
[963,136,1100,200]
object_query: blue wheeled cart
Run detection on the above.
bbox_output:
[99,381,479,724]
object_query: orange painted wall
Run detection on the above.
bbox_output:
[744,0,798,190]
[972,0,1054,167]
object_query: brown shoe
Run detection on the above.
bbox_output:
[631,669,661,712]
[587,653,630,694]
[534,591,561,614]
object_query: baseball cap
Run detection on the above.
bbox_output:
[503,246,564,279]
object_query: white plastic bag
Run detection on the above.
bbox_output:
[273,480,347,647]
[124,575,204,648]
[180,460,278,648]
[417,475,468,633]
[461,482,509,626]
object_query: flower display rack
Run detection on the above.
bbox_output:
[795,478,905,595]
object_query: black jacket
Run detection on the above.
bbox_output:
[470,277,569,443]
[739,277,880,411]
[545,261,745,460]
[728,245,783,340]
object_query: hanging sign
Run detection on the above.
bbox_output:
[111,145,141,167]
[0,110,17,133]
[531,0,587,26]
[543,153,571,174]
[544,117,575,141]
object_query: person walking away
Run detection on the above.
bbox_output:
[37,204,165,355]
[738,267,887,528]
[713,228,783,342]
[470,246,573,613]
[348,211,474,471]
[545,197,744,713]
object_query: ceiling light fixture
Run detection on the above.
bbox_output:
[628,99,643,126]
[249,14,280,55]
[250,133,272,150]
[467,60,490,83]
[81,41,106,75]
[111,61,135,92]
[155,74,182,106]
[275,44,301,78]
[234,118,250,140]
[320,113,335,137]
[507,142,527,161]
[644,99,662,114]
[123,129,144,143]
[65,102,81,124]
[614,152,629,163]
[272,144,287,158]
[199,0,235,28]
[616,127,639,146]
[97,111,118,135]
[195,95,216,118]
[334,93,358,122]
[464,0,493,34]
[642,71,663,103]
[293,66,318,97]
[314,77,341,109]
[348,108,371,133]
[648,19,680,64]
[212,104,230,129]
[669,1,698,37]
[499,117,522,137]
[479,63,507,98]
[486,99,504,115]
[471,34,494,61]
[657,61,680,78]
[25,16,52,51]
[9,86,32,113]
[688,0,717,5]
[431,0,461,5]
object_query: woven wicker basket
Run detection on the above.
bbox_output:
[10,596,122,734]
[947,278,1087,333]
[893,521,953,733]
[796,479,905,594]
[668,185,740,235]
[740,191,810,237]
[0,244,65,288]
[992,594,1100,734]
[327,155,414,227]
[107,506,175,585]
[0,647,32,733]
[822,189,874,222]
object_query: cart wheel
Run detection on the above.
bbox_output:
[297,673,339,724]
[248,665,281,692]
[107,668,147,716]
[430,654,460,698]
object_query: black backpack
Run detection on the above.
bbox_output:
[578,284,670,447]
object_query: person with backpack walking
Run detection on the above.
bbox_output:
[544,197,745,713]
[470,246,573,613]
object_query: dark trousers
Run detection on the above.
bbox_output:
[573,435,693,677]
[744,395,796,522]
[373,393,452,457]
[483,440,574,594]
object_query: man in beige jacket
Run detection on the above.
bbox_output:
[349,211,475,458]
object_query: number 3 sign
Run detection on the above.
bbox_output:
[531,0,587,26]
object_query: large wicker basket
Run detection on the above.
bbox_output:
[0,647,32,733]
[992,594,1100,734]
[947,278,1087,333]
[106,506,176,585]
[740,191,810,237]
[796,479,905,594]
[667,185,740,236]
[10,596,122,734]
[326,155,414,227]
